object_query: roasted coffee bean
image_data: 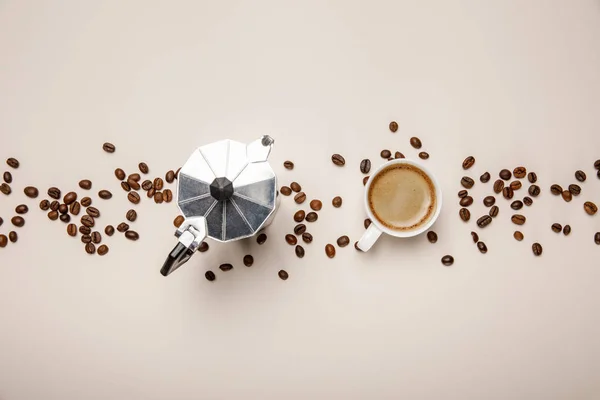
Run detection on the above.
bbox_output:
[0,183,11,195]
[598,170,600,179]
[0,216,3,226]
[138,162,149,174]
[3,171,12,183]
[8,231,17,243]
[309,199,322,211]
[11,216,25,227]
[97,245,109,256]
[427,231,438,243]
[163,189,173,203]
[173,215,184,228]
[513,166,526,179]
[527,172,537,183]
[48,210,59,220]
[528,185,540,197]
[257,233,267,245]
[595,232,600,245]
[568,184,581,196]
[102,142,115,153]
[6,157,19,169]
[219,263,233,272]
[86,207,100,218]
[117,222,129,232]
[293,210,306,222]
[477,215,492,228]
[114,168,126,180]
[98,190,112,199]
[278,270,289,280]
[499,169,511,180]
[410,137,422,149]
[331,154,345,166]
[337,235,350,247]
[128,191,141,204]
[198,242,209,252]
[458,190,468,198]
[141,180,153,191]
[305,212,318,222]
[595,160,600,170]
[332,196,343,208]
[294,223,306,235]
[563,225,571,236]
[510,181,522,190]
[550,184,562,195]
[364,218,372,229]
[503,187,514,200]
[294,192,306,204]
[285,234,298,245]
[523,196,533,206]
[441,255,454,266]
[493,179,504,194]
[79,226,91,235]
[302,232,313,243]
[153,177,164,191]
[125,230,139,241]
[489,205,499,218]
[67,224,77,237]
[175,167,181,178]
[15,204,28,214]
[119,181,130,192]
[514,231,524,241]
[81,197,92,207]
[85,242,96,254]
[280,186,292,196]
[91,231,101,244]
[127,179,140,191]
[483,196,496,207]
[0,234,7,248]
[471,231,479,243]
[295,245,305,258]
[165,170,175,183]
[325,244,336,258]
[584,201,598,215]
[551,223,562,233]
[122,209,136,222]
[290,182,301,192]
[511,214,526,225]
[243,255,254,267]
[418,152,430,160]
[480,172,491,183]
[78,179,92,190]
[460,176,474,189]
[282,160,295,170]
[59,213,71,223]
[50,200,60,211]
[395,151,405,159]
[459,208,471,222]
[81,215,95,228]
[104,225,114,236]
[462,156,475,170]
[69,201,81,216]
[459,196,473,207]
[127,173,140,182]
[58,204,68,214]
[24,186,39,198]
[532,243,543,256]
[205,271,216,281]
[510,200,523,210]
[477,242,488,254]
[48,187,61,199]
[562,190,572,202]
[389,121,398,132]
[575,170,586,182]
[39,199,50,210]
[360,159,371,174]
[363,176,369,185]
[380,149,391,159]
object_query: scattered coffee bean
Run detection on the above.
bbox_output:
[3,171,12,183]
[513,166,526,179]
[280,186,292,196]
[458,190,468,198]
[278,270,288,280]
[125,209,137,222]
[11,216,24,227]
[325,244,336,258]
[550,184,562,196]
[290,182,301,192]
[510,181,522,191]
[69,201,81,216]
[58,204,68,214]
[8,231,17,243]
[243,255,254,267]
[128,173,140,182]
[295,245,305,258]
[561,190,572,202]
[513,231,524,241]
[575,170,586,182]
[102,142,115,153]
[48,187,61,199]
[499,169,511,180]
[0,234,7,248]
[294,224,306,235]
[81,197,92,207]
[285,234,298,245]
[257,233,267,244]
[331,154,345,166]
[86,207,100,218]
[60,214,71,223]
[410,137,422,149]
[380,149,391,159]
[283,160,295,170]
[527,172,537,183]
[91,231,102,244]
[480,172,491,183]
[78,179,92,190]
[462,156,475,170]
[364,218,371,229]
[115,168,126,180]
[483,196,495,207]
[597,170,600,179]
[332,196,342,208]
[165,170,175,183]
[0,217,3,226]
[595,160,600,170]
[477,215,492,228]
[79,226,91,235]
[98,190,112,199]
[85,242,96,254]
[117,222,129,232]
[503,187,514,200]
[163,189,173,203]
[459,208,471,222]
[127,179,140,191]
[511,214,526,225]
[395,151,405,159]
[523,196,533,206]
[584,201,598,215]
[493,179,504,193]
[153,177,164,191]
[205,271,216,281]
[528,185,540,197]
[461,176,474,189]
[138,162,149,174]
[66,223,77,237]
[48,211,59,220]
[302,232,313,243]
[293,210,305,222]
[0,183,11,195]
[125,230,139,241]
[389,121,398,132]
[459,196,473,207]
[568,184,581,196]
[363,176,369,185]
[510,200,523,210]
[219,263,233,272]
[337,235,350,247]
[97,245,109,256]
[471,231,479,243]
[104,225,114,236]
[532,243,543,256]
[418,152,429,160]
[489,205,499,218]
[310,199,323,211]
[477,242,488,254]
[551,223,562,233]
[426,231,438,243]
[119,181,131,192]
[306,212,318,222]
[563,225,571,236]
[595,232,600,245]
[81,215,95,228]
[6,157,19,169]
[15,204,28,214]
[24,186,39,198]
[128,191,141,204]
[441,255,454,266]
[360,159,371,174]
[39,199,50,210]
[50,200,60,211]
[198,242,209,252]
[173,215,184,228]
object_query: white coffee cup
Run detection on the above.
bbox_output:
[357,159,443,251]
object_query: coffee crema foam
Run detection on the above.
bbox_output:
[368,164,436,231]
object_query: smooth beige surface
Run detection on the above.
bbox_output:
[1,1,600,399]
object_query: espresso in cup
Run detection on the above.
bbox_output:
[367,164,437,231]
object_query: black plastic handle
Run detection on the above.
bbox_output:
[160,242,194,276]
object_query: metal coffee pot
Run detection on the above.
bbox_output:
[161,135,278,276]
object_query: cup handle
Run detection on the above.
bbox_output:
[357,223,383,252]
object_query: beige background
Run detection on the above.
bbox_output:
[1,1,600,399]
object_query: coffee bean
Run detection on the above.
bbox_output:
[532,243,543,256]
[363,176,369,185]
[523,196,533,206]
[477,215,492,228]
[69,201,81,216]
[0,183,11,195]
[550,184,562,196]
[81,197,92,207]
[499,169,512,180]
[103,225,114,236]
[11,216,24,227]
[309,199,322,211]
[24,186,39,198]
[514,231,524,241]
[510,181,522,190]
[0,234,7,248]
[117,222,129,232]
[513,166,526,179]
[395,151,405,159]
[97,245,109,256]
[595,160,600,170]
[511,214,526,225]
[305,212,318,222]
[280,186,292,196]
[15,204,28,214]
[91,231,102,244]
[173,215,184,228]
[551,223,562,233]
[79,226,91,235]
[597,170,600,179]
[163,189,173,203]
[477,242,488,254]
[389,121,398,132]
[377,149,391,159]
[568,184,581,196]
[331,154,345,166]
[364,218,371,229]
[6,157,19,169]
[290,182,301,192]
[278,270,289,280]
[3,171,12,183]
[60,213,71,223]
[198,242,209,252]
[98,190,112,199]
[219,263,233,272]
[141,180,152,190]
[127,179,140,191]
[459,208,471,222]
[471,231,479,243]
[79,180,92,190]
[325,244,336,258]
[39,199,50,210]
[136,162,148,174]
[153,177,164,191]
[526,172,537,184]
[59,204,68,214]
[47,187,61,200]
[427,231,438,243]
[584,201,598,215]
[285,234,298,245]
[462,156,475,170]
[85,242,96,254]
[410,137,422,149]
[360,159,371,174]
[337,235,350,247]
[461,176,474,189]
[480,172,491,183]
[293,210,305,222]
[175,167,181,178]
[493,179,504,193]
[0,217,3,226]
[561,190,572,202]
[294,192,306,204]
[332,196,343,208]
[165,170,175,183]
[67,224,77,237]
[302,232,313,243]
[483,196,495,207]
[86,207,100,218]
[205,271,216,281]
[102,142,115,153]
[115,168,126,180]
[595,232,600,245]
[503,187,514,200]
[48,211,59,220]
[456,190,467,199]
[441,255,454,266]
[243,255,254,267]
[128,191,141,204]
[8,231,17,243]
[528,185,541,197]
[563,225,571,236]
[489,205,499,218]
[122,209,136,222]
[125,230,139,241]
[418,152,430,160]
[294,224,306,235]
[459,196,473,207]
[50,200,60,211]
[510,200,523,210]
[294,245,305,258]
[573,170,586,183]
[257,233,267,245]
[81,215,95,228]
